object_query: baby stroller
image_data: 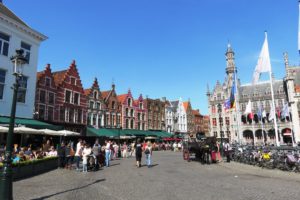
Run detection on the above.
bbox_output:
[87,155,96,171]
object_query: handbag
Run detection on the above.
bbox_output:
[144,148,150,154]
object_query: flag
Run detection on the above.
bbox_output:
[268,105,275,121]
[276,107,281,119]
[244,100,252,115]
[229,73,236,109]
[262,110,266,119]
[224,99,231,111]
[281,103,289,119]
[252,32,272,85]
[257,104,263,121]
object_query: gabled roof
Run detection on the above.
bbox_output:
[117,94,127,104]
[183,102,189,111]
[52,70,67,87]
[0,3,28,27]
[84,89,92,96]
[192,110,200,116]
[102,90,111,100]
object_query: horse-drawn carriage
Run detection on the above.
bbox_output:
[182,134,217,164]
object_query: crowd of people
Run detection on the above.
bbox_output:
[0,139,58,164]
[0,137,183,172]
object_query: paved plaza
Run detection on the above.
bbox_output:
[14,151,300,200]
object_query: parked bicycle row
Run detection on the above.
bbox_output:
[231,145,300,172]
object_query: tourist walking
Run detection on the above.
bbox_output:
[58,142,66,168]
[105,140,111,167]
[223,141,232,163]
[74,139,83,171]
[122,142,128,158]
[135,139,142,168]
[144,141,152,168]
[82,143,91,172]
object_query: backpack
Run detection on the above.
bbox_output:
[144,148,150,154]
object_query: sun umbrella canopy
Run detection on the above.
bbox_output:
[57,130,80,136]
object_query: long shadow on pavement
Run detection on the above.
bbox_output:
[30,178,106,200]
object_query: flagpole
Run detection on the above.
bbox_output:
[259,100,265,144]
[288,105,295,146]
[265,32,280,147]
[234,69,242,144]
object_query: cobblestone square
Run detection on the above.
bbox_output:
[13,151,300,200]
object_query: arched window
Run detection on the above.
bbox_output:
[128,98,131,106]
[130,119,134,129]
[125,119,129,129]
[130,109,134,117]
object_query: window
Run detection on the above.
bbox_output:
[89,101,94,109]
[130,119,134,129]
[212,118,217,126]
[65,90,71,103]
[139,102,143,109]
[74,93,80,105]
[0,32,9,56]
[225,117,230,125]
[38,105,45,120]
[70,77,76,85]
[125,108,129,117]
[47,106,54,121]
[39,90,46,103]
[21,41,31,63]
[17,76,28,103]
[126,119,129,129]
[112,101,115,109]
[45,77,51,87]
[48,92,54,105]
[130,109,134,117]
[128,98,131,106]
[94,91,98,99]
[0,69,6,99]
[138,113,141,120]
[96,102,100,109]
[60,107,65,121]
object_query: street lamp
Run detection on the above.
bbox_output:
[117,125,122,158]
[0,49,27,200]
[217,103,223,157]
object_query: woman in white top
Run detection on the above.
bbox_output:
[82,144,92,172]
[145,141,152,168]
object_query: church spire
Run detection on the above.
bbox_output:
[225,42,236,75]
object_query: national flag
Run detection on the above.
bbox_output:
[268,105,275,121]
[262,110,266,119]
[229,73,236,109]
[224,99,231,111]
[257,104,263,121]
[281,103,289,119]
[244,100,252,115]
[252,32,272,85]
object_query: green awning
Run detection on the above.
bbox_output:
[0,116,61,130]
[87,127,119,137]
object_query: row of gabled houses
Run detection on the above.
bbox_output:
[0,2,210,139]
[35,61,209,136]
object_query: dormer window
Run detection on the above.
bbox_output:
[139,102,143,109]
[70,77,76,85]
[128,98,131,106]
[45,77,51,87]
[94,91,98,99]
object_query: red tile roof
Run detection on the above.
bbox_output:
[117,94,127,104]
[84,89,91,96]
[192,109,200,116]
[52,70,67,86]
[183,102,189,111]
[102,90,111,99]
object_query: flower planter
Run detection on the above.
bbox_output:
[10,157,58,181]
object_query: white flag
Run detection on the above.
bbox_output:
[262,110,266,119]
[244,100,252,115]
[268,105,275,121]
[252,32,272,85]
[281,103,289,118]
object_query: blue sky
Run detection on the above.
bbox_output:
[5,0,300,114]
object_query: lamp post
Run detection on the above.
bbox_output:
[217,103,223,157]
[0,49,27,200]
[117,125,122,158]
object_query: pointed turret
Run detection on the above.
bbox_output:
[225,43,236,75]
